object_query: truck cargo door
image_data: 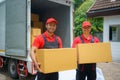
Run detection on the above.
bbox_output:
[5,0,27,57]
[0,0,5,51]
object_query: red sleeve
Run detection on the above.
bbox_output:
[57,36,62,48]
[32,34,44,48]
[72,36,82,48]
[94,37,100,43]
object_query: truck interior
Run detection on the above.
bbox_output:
[3,0,72,57]
[31,0,71,48]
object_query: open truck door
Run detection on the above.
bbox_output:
[6,0,27,57]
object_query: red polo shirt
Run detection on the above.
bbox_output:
[32,31,62,49]
[72,34,100,48]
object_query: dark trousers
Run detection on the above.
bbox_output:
[37,72,58,80]
[76,64,96,80]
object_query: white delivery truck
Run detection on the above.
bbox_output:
[0,0,76,79]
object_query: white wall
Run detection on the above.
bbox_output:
[104,15,120,62]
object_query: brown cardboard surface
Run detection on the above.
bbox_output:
[36,48,77,73]
[31,36,36,45]
[31,13,39,21]
[33,22,43,28]
[77,42,112,64]
[31,28,41,46]
[31,21,43,32]
[31,28,41,36]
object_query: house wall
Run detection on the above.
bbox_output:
[104,15,120,62]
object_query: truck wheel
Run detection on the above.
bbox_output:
[8,59,18,79]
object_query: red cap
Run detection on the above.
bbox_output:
[82,21,91,28]
[46,18,58,24]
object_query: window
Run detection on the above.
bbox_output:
[109,25,120,42]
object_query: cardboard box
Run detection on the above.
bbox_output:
[31,28,41,45]
[31,28,41,36]
[31,21,43,32]
[33,22,43,28]
[36,48,77,73]
[31,36,36,45]
[31,21,42,27]
[31,13,39,21]
[77,42,112,64]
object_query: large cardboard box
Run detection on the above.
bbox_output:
[36,48,77,73]
[77,42,112,64]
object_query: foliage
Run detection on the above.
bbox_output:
[89,17,103,35]
[74,0,85,10]
[74,0,103,37]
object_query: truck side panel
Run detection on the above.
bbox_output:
[5,0,27,57]
[0,0,5,51]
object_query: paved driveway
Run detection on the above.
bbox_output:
[98,62,120,80]
[0,67,35,80]
[0,62,120,80]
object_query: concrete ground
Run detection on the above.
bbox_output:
[98,62,120,80]
[0,62,120,80]
[0,66,35,80]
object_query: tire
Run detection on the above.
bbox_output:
[8,59,19,79]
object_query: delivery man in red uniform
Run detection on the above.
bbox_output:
[30,18,62,80]
[72,21,100,80]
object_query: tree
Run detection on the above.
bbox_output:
[74,0,85,10]
[74,0,103,37]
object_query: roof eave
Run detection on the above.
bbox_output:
[87,7,120,18]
